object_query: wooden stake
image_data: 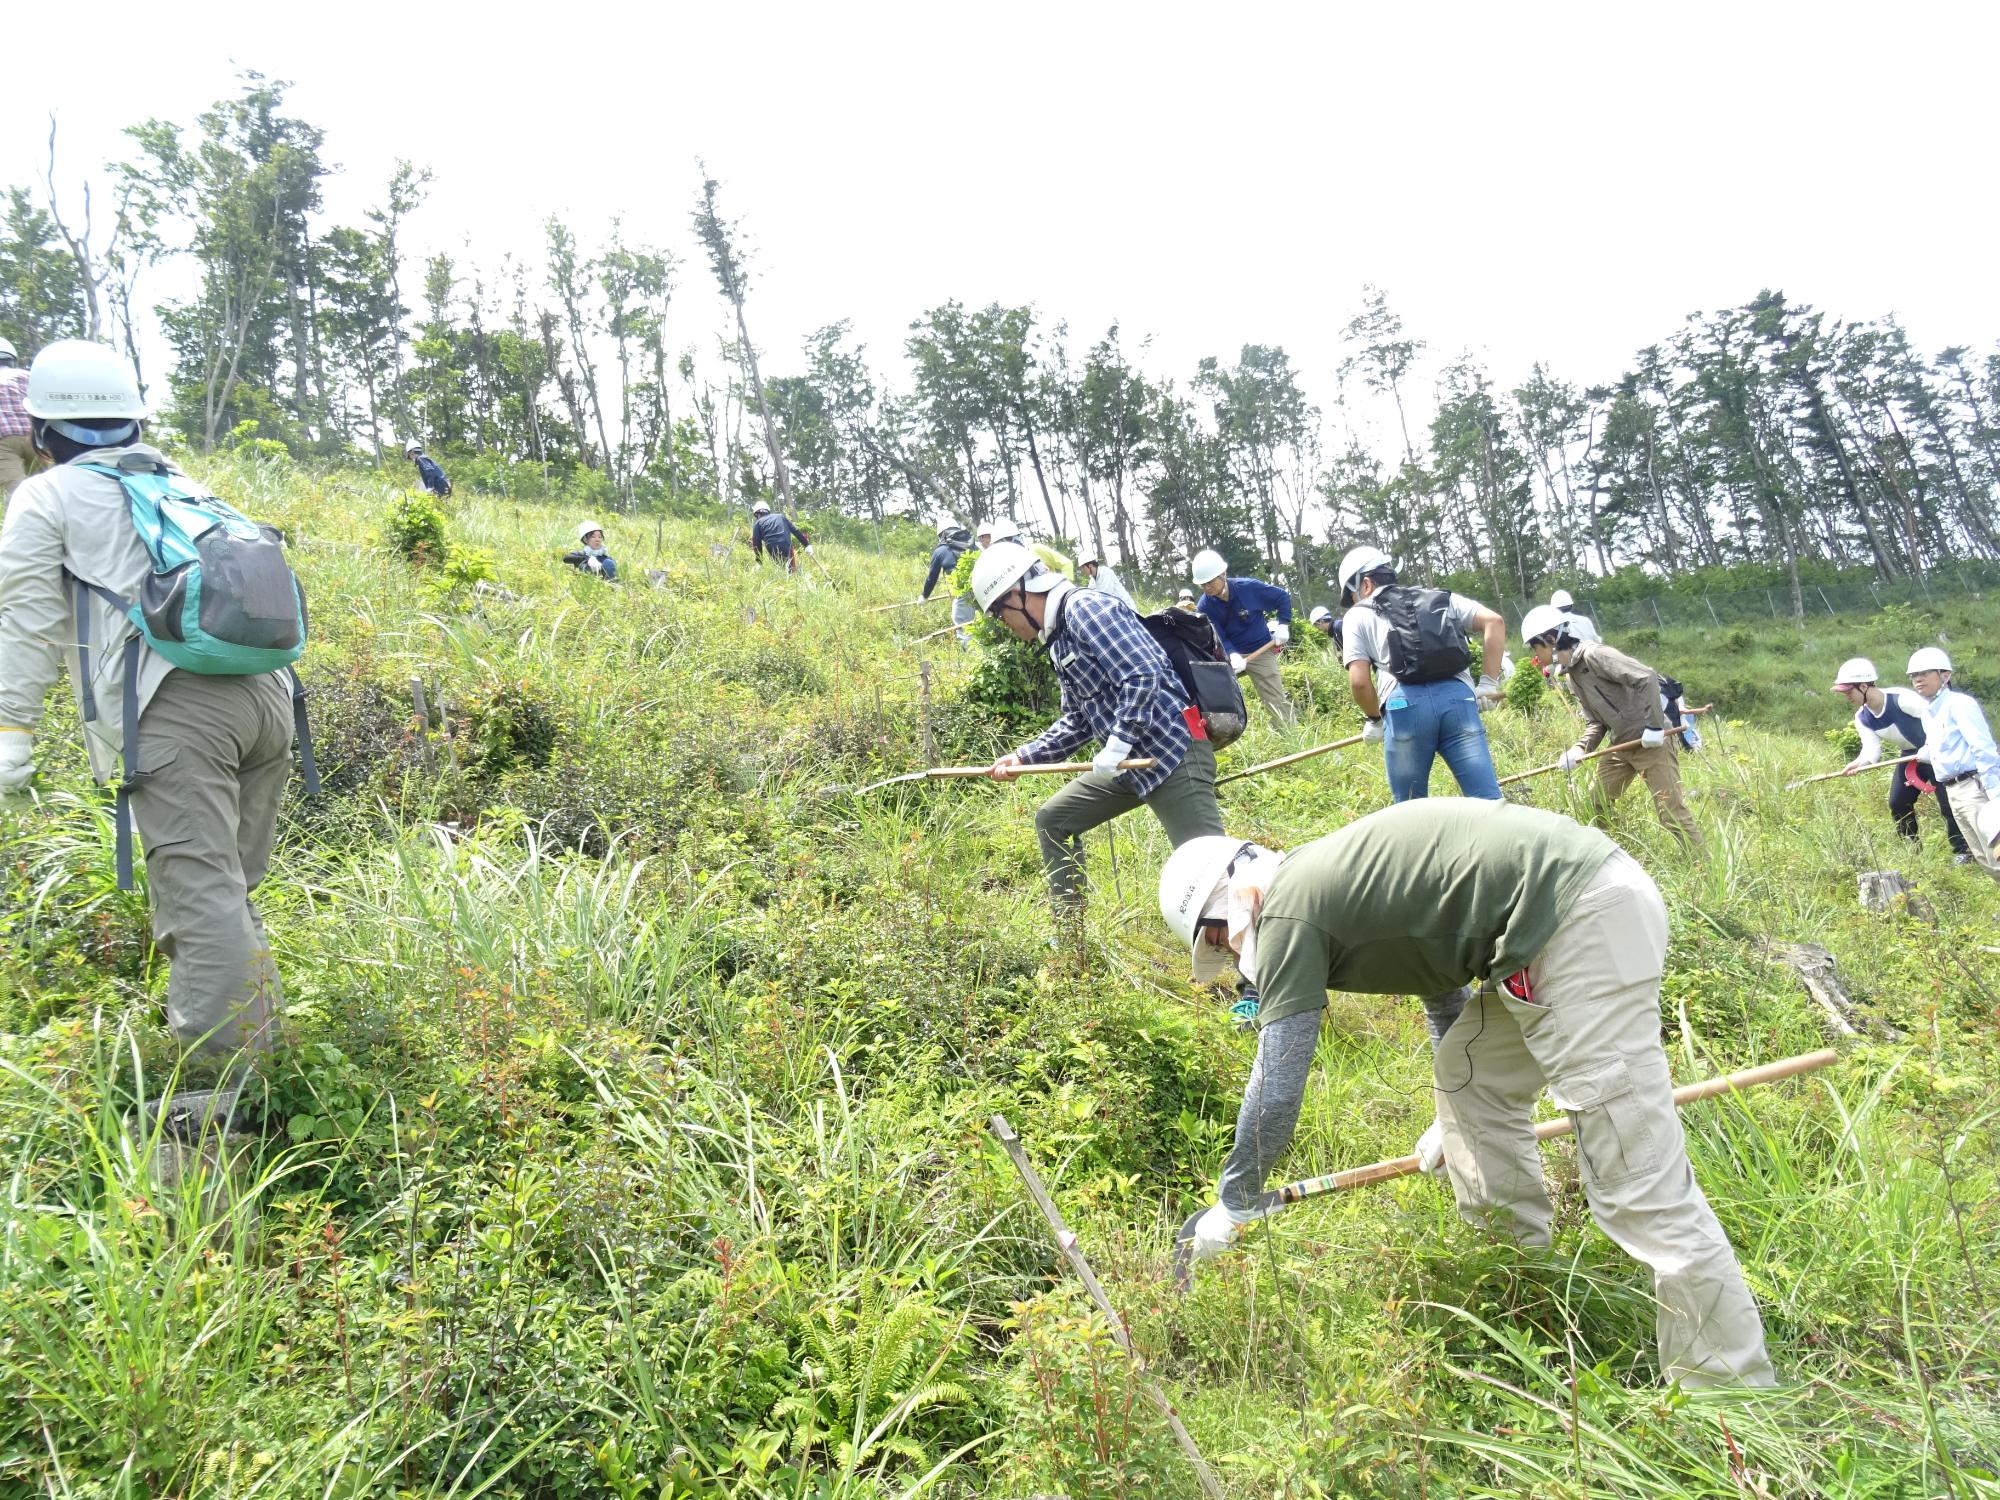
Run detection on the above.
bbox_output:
[988,1114,1225,1500]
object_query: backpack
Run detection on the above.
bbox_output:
[1140,608,1248,749]
[1368,585,1472,684]
[67,459,317,888]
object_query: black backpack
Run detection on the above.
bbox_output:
[1368,585,1472,684]
[1139,609,1248,749]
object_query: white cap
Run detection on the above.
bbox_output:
[1158,836,1274,984]
[23,339,146,421]
[1521,604,1573,645]
[1907,647,1952,674]
[971,541,1043,612]
[1831,657,1877,689]
[1191,549,1227,585]
[1336,545,1390,604]
[1550,589,1575,609]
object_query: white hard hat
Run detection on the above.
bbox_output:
[1308,605,1332,626]
[1158,836,1275,983]
[1831,657,1877,689]
[1549,589,1574,609]
[1177,588,1196,603]
[23,339,146,421]
[1521,604,1574,645]
[981,518,1020,545]
[1079,550,1101,568]
[404,440,423,455]
[1191,548,1228,585]
[971,541,1044,613]
[752,501,771,515]
[578,521,605,542]
[1337,545,1390,604]
[0,337,16,363]
[1907,647,1952,674]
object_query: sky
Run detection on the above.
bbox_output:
[4,0,1996,458]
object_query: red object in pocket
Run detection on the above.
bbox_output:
[1499,967,1536,1004]
[1905,761,1936,793]
[1182,704,1208,740]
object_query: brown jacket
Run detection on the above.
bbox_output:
[1566,640,1668,751]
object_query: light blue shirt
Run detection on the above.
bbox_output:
[1919,687,2000,786]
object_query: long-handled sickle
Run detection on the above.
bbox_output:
[1785,754,1918,792]
[1216,734,1365,788]
[1171,1046,1838,1290]
[823,757,1158,799]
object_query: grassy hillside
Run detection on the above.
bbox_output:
[3,457,1998,1499]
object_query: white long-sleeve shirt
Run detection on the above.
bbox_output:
[1919,686,2000,788]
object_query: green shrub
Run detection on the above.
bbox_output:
[383,491,448,564]
[1505,659,1547,714]
[464,679,562,777]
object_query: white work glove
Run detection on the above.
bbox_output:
[1362,717,1384,744]
[1640,727,1667,750]
[1270,622,1290,647]
[1088,736,1133,786]
[1474,674,1503,712]
[1189,1201,1263,1263]
[1842,756,1869,775]
[1557,746,1585,773]
[1413,1119,1449,1178]
[586,555,603,574]
[1228,652,1247,674]
[0,731,34,794]
[805,544,815,554]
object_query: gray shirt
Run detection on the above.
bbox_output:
[1341,590,1484,700]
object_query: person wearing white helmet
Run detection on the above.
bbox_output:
[1907,646,2000,879]
[1336,544,1505,801]
[0,340,308,1126]
[1156,802,1777,1389]
[750,499,811,572]
[1307,603,1343,653]
[1546,588,1600,643]
[1828,656,1969,860]
[0,335,39,501]
[562,521,618,581]
[404,440,452,498]
[1076,547,1135,610]
[978,516,1073,578]
[1175,588,1198,613]
[974,541,1224,942]
[1522,604,1700,847]
[1191,548,1295,726]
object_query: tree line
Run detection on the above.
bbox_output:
[4,73,1998,611]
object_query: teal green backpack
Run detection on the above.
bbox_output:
[67,457,317,887]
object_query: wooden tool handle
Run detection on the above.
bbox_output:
[1785,754,1918,791]
[928,758,1158,779]
[1216,734,1365,787]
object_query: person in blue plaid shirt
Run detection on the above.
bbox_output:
[973,541,1225,944]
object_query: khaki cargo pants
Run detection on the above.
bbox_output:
[1595,741,1701,846]
[1944,777,2000,882]
[1432,849,1776,1388]
[1035,737,1223,912]
[127,670,296,1060]
[0,434,39,502]
[1240,645,1295,727]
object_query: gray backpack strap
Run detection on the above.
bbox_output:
[115,636,141,891]
[66,572,98,724]
[289,668,319,795]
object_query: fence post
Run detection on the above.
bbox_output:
[1704,595,1720,626]
[1868,581,1881,607]
[1766,589,1778,618]
[1817,587,1836,617]
[918,659,936,768]
[1651,597,1666,630]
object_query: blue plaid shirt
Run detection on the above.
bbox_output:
[1017,588,1192,796]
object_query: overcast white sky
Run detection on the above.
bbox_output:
[5,0,1996,457]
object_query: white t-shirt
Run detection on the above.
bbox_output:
[1341,590,1484,701]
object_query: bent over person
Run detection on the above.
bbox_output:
[976,541,1223,937]
[0,341,306,1128]
[1157,799,1777,1389]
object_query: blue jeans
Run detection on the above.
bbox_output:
[1382,678,1501,802]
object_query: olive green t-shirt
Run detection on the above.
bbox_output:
[1253,800,1618,1028]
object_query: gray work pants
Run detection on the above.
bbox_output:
[1034,737,1223,910]
[126,670,295,1060]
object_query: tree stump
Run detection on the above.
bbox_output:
[1858,870,1914,913]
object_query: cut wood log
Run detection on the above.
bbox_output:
[1857,870,1931,919]
[1763,940,1900,1040]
